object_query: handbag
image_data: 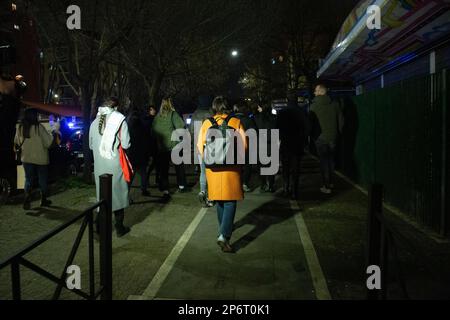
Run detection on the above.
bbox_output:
[118,126,134,183]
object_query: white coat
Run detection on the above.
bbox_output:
[89,114,131,211]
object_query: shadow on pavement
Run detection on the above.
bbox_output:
[25,206,82,221]
[232,200,294,253]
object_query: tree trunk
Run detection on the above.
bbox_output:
[149,70,164,106]
[81,84,94,183]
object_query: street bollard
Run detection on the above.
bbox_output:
[99,174,113,300]
[367,183,384,300]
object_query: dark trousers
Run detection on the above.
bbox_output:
[281,152,302,194]
[316,139,336,188]
[259,166,275,188]
[157,151,187,192]
[130,165,149,192]
[146,155,158,185]
[243,164,252,186]
[23,163,49,196]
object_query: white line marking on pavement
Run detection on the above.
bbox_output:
[290,200,332,300]
[137,207,208,300]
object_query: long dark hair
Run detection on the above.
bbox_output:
[21,108,39,138]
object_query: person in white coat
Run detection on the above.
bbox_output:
[89,98,131,237]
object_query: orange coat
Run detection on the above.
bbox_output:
[197,114,247,201]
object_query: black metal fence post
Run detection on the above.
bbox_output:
[99,174,113,300]
[88,210,95,299]
[367,183,383,300]
[380,225,389,300]
[441,68,448,237]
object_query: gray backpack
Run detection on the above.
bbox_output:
[203,115,241,168]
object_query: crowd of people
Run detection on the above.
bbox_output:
[11,83,344,252]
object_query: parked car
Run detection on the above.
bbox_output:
[65,130,85,175]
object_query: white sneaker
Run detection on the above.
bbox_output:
[320,187,332,194]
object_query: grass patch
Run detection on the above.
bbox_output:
[55,175,93,190]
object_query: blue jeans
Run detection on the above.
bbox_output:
[23,163,49,196]
[199,159,207,194]
[216,201,237,239]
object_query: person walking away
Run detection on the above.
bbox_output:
[152,98,188,202]
[1,70,22,196]
[197,96,247,253]
[277,90,306,200]
[15,108,54,210]
[253,102,277,193]
[309,84,344,194]
[189,95,214,207]
[89,99,131,237]
[144,105,158,188]
[127,106,151,197]
[234,101,256,193]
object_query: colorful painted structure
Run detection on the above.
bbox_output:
[318,0,450,87]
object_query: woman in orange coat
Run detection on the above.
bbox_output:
[197,96,247,253]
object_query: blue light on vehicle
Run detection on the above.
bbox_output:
[68,122,75,129]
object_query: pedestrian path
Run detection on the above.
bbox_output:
[130,189,328,300]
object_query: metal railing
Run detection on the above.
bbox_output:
[0,174,113,300]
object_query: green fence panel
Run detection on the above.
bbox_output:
[346,70,448,235]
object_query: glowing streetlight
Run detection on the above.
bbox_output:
[231,50,239,57]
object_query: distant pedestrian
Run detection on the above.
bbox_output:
[197,96,247,253]
[152,98,188,202]
[89,98,131,237]
[190,96,214,207]
[144,105,158,188]
[127,106,151,197]
[277,90,307,200]
[309,84,344,194]
[15,108,54,210]
[234,101,256,193]
[253,102,277,193]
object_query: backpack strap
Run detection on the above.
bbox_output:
[208,114,235,127]
[208,117,219,126]
[223,114,235,126]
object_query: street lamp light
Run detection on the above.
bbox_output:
[231,50,239,57]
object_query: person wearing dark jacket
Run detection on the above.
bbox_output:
[309,84,344,194]
[0,72,22,189]
[253,103,277,193]
[277,92,306,200]
[145,105,158,188]
[234,101,257,192]
[127,106,152,196]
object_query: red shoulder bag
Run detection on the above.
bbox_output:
[118,126,134,183]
